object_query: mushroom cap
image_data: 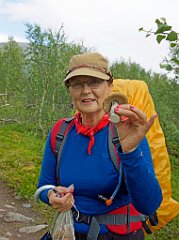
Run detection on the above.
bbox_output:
[103,92,128,113]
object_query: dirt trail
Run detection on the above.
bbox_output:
[0,180,48,240]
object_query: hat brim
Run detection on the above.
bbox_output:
[64,67,110,82]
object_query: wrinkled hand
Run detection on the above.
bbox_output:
[48,186,74,213]
[114,104,157,153]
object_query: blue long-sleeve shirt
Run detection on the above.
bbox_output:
[37,123,162,234]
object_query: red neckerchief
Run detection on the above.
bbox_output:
[74,112,110,155]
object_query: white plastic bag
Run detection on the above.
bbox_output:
[51,210,75,240]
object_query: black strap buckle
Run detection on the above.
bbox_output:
[72,209,92,224]
[112,137,120,146]
[55,134,64,154]
[149,212,158,226]
[56,133,64,141]
[142,221,153,234]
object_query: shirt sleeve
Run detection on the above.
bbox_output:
[37,131,57,204]
[118,136,163,215]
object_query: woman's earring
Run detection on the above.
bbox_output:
[70,102,74,108]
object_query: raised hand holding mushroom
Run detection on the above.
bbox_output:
[103,92,157,153]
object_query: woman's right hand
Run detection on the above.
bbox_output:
[48,186,74,213]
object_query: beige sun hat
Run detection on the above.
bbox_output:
[64,52,113,83]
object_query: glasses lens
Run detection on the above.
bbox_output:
[69,78,104,90]
[89,79,103,88]
[70,82,82,90]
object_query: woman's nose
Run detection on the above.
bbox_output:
[81,83,91,93]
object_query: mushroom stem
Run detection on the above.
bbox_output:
[110,101,120,123]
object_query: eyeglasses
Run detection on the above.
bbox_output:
[68,78,105,91]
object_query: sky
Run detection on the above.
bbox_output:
[0,0,178,74]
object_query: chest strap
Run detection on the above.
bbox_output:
[72,209,147,240]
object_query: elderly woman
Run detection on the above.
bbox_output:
[37,52,162,240]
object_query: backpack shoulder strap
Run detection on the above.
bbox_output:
[51,117,74,184]
[108,121,158,233]
[108,122,120,172]
[55,117,74,156]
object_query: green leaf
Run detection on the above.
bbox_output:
[160,17,167,24]
[156,35,166,43]
[146,33,151,38]
[155,24,172,34]
[166,31,178,41]
[171,58,179,65]
[166,64,173,71]
[138,27,143,31]
[170,42,177,48]
[160,63,167,69]
[155,18,162,27]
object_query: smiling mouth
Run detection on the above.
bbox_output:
[82,99,95,103]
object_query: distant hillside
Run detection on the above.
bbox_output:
[0,42,29,49]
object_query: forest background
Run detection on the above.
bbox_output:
[0,23,178,239]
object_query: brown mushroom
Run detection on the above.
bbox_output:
[103,92,128,113]
[103,92,128,123]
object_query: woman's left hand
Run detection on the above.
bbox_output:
[114,104,157,153]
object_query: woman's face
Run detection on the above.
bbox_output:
[68,75,112,116]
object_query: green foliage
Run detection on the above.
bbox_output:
[146,216,179,240]
[110,59,152,81]
[155,18,172,35]
[156,34,166,44]
[1,22,176,142]
[0,24,89,136]
[0,37,26,123]
[139,18,179,81]
[0,37,25,92]
[0,125,44,199]
[23,23,88,135]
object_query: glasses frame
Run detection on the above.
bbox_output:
[68,78,107,91]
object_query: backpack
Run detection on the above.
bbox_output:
[112,79,179,232]
[50,117,158,235]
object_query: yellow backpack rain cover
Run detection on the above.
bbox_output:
[112,79,179,232]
